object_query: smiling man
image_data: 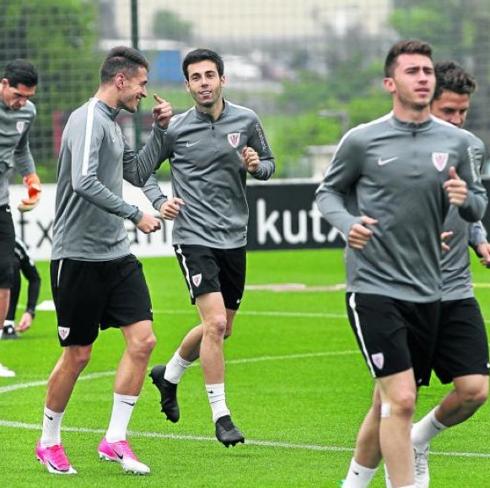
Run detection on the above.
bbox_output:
[315,40,487,488]
[35,46,173,476]
[143,48,275,447]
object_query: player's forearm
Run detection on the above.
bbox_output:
[73,174,142,223]
[123,125,169,187]
[249,158,275,180]
[315,188,359,237]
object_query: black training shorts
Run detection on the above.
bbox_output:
[50,254,153,346]
[0,205,15,288]
[174,245,246,310]
[346,292,440,386]
[433,297,489,383]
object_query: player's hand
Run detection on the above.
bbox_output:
[136,212,161,234]
[16,312,33,333]
[441,230,453,253]
[443,167,468,207]
[160,197,185,220]
[152,94,173,129]
[18,173,41,212]
[348,216,378,250]
[242,146,260,173]
[477,242,490,266]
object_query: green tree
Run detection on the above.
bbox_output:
[153,10,193,42]
[0,0,100,179]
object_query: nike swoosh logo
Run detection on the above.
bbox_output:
[185,140,201,147]
[377,156,399,166]
[113,449,124,460]
[121,401,135,406]
[44,414,54,421]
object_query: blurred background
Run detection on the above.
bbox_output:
[2,0,490,182]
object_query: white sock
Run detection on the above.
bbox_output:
[3,320,14,327]
[164,351,192,384]
[40,407,64,447]
[206,383,230,423]
[399,485,415,488]
[411,407,447,448]
[105,393,138,442]
[343,458,377,487]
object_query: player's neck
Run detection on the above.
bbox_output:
[197,98,224,122]
[392,101,431,124]
[94,86,118,109]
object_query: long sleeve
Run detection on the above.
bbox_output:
[457,144,488,222]
[142,172,169,211]
[13,111,36,176]
[315,130,363,237]
[122,124,169,187]
[69,108,142,224]
[247,117,275,180]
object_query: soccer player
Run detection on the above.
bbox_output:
[143,48,275,447]
[0,59,40,377]
[35,46,172,475]
[409,61,490,488]
[1,237,41,339]
[315,40,487,488]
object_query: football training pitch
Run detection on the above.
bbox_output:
[1,249,489,487]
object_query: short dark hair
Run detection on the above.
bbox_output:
[3,59,38,87]
[182,48,224,80]
[384,39,433,77]
[433,61,476,100]
[100,46,149,83]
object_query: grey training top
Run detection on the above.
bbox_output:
[0,98,36,206]
[52,98,167,261]
[143,100,275,248]
[316,112,487,303]
[441,130,488,301]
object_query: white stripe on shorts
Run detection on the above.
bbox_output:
[348,293,376,377]
[57,259,64,288]
[176,245,194,299]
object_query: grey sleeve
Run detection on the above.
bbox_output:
[13,119,36,176]
[469,221,488,248]
[142,172,169,211]
[247,117,275,180]
[457,144,488,222]
[315,131,363,236]
[71,117,142,224]
[123,124,169,187]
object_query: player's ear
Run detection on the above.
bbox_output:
[383,77,395,94]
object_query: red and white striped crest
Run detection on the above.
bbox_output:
[192,273,202,287]
[371,352,384,370]
[227,132,240,148]
[432,152,449,172]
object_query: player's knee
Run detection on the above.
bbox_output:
[459,381,488,409]
[65,346,92,371]
[130,332,157,358]
[391,391,416,417]
[205,314,227,337]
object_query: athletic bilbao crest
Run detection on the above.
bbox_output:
[432,152,449,172]
[371,352,384,370]
[192,273,202,287]
[227,132,240,148]
[58,327,70,340]
[16,121,25,134]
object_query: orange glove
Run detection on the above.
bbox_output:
[18,173,42,212]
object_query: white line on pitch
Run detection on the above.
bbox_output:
[153,309,347,319]
[0,419,489,459]
[0,350,359,395]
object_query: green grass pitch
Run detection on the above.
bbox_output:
[0,249,489,487]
